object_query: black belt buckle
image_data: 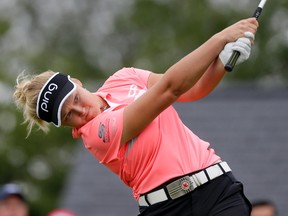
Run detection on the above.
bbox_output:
[166,176,195,200]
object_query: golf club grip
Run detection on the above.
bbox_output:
[224,6,263,72]
[224,51,240,72]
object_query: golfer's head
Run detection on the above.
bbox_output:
[36,72,76,127]
[14,71,77,136]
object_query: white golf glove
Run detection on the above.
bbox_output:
[219,32,254,66]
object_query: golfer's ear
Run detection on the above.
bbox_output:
[71,78,82,87]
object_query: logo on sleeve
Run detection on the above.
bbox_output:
[127,84,146,100]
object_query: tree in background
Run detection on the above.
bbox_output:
[0,0,287,215]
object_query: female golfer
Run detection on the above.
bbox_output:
[14,18,258,216]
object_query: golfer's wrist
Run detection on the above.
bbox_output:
[212,33,227,50]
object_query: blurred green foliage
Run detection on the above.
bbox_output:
[0,0,287,215]
[115,0,288,81]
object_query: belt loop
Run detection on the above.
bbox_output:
[217,162,225,174]
[163,185,171,200]
[144,194,151,206]
[203,169,211,181]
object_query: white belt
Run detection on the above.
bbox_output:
[138,161,231,207]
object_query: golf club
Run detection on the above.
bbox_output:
[224,0,268,72]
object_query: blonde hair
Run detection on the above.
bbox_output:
[13,70,57,137]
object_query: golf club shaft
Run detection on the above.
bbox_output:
[224,0,267,72]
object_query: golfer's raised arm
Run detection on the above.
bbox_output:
[121,18,258,145]
[176,18,258,102]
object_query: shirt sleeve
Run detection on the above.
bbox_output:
[132,67,152,86]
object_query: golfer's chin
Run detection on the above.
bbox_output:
[71,112,98,128]
[80,115,96,127]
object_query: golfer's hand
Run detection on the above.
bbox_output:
[219,32,254,66]
[218,18,258,44]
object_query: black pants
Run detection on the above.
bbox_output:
[138,172,251,216]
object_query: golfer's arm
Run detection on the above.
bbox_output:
[177,57,226,102]
[148,57,226,102]
[121,34,226,145]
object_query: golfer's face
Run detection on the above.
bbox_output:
[61,85,102,128]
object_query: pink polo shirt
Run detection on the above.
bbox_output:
[72,67,221,200]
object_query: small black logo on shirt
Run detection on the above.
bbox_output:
[98,120,110,143]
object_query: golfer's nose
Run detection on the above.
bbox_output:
[73,106,85,116]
